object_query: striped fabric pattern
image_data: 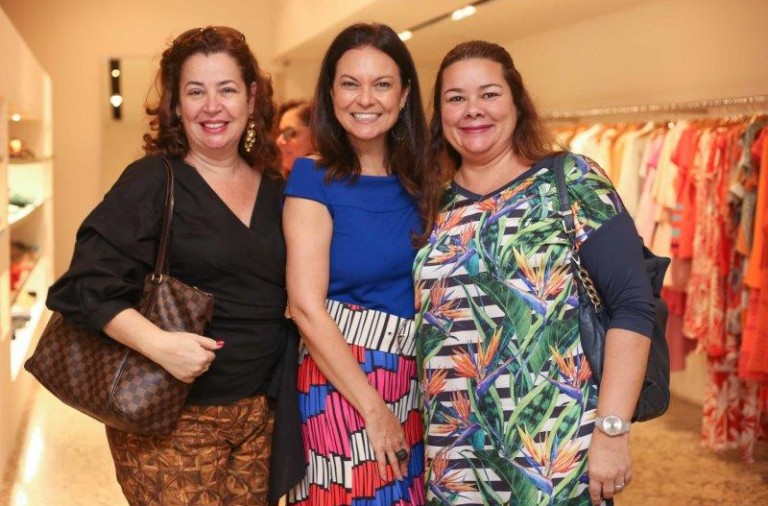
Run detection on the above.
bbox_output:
[413,158,621,505]
[288,300,425,506]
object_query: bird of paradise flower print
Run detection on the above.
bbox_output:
[414,155,623,505]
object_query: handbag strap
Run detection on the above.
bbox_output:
[552,153,605,313]
[154,158,175,277]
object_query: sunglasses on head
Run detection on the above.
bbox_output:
[173,26,246,46]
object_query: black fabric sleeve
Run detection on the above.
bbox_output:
[579,211,655,338]
[46,157,167,332]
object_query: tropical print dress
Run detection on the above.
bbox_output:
[413,155,621,505]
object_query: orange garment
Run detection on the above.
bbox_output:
[670,125,701,259]
[745,130,768,376]
[745,128,768,287]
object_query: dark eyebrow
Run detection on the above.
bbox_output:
[338,74,396,81]
[183,80,239,87]
[443,83,503,96]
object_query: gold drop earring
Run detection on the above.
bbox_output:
[244,115,256,152]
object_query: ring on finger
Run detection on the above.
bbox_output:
[394,448,408,461]
[614,482,625,491]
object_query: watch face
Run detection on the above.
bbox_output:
[601,415,624,436]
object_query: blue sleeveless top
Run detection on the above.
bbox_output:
[284,157,421,318]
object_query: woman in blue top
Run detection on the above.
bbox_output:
[283,23,440,506]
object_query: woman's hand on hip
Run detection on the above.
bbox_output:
[363,402,409,481]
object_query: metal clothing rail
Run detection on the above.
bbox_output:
[542,94,768,121]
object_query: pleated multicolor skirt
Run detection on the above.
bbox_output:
[287,300,425,506]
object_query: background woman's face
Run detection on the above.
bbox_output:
[276,107,312,173]
[440,58,517,165]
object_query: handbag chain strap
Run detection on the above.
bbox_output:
[152,158,175,279]
[552,153,604,313]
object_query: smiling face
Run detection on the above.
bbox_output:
[178,51,255,159]
[331,46,409,153]
[276,107,313,173]
[440,58,517,166]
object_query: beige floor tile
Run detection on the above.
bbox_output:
[1,386,126,506]
[2,387,766,505]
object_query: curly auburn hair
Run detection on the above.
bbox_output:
[143,26,280,175]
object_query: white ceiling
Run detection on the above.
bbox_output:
[276,0,650,64]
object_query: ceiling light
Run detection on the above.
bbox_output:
[451,5,477,21]
[109,94,123,108]
[11,113,21,122]
[111,69,121,78]
[397,0,494,42]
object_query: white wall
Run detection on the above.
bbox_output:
[271,0,379,57]
[504,0,768,111]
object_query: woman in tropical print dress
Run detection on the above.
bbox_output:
[413,41,657,506]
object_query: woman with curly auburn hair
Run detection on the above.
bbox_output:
[46,26,302,505]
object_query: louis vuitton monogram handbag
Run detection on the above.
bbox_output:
[24,159,213,436]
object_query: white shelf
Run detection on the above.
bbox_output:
[10,255,43,305]
[8,157,51,166]
[10,299,48,381]
[1,8,55,482]
[9,256,49,381]
[8,197,48,226]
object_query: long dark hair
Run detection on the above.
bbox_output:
[312,22,441,245]
[143,26,280,175]
[429,40,556,172]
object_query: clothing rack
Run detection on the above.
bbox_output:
[543,94,768,121]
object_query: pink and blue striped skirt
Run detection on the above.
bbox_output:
[287,300,425,506]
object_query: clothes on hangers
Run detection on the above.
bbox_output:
[553,116,768,463]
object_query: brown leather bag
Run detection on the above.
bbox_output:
[24,159,214,436]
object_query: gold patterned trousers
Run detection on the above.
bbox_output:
[106,394,274,505]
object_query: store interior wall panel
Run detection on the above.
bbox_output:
[503,0,768,112]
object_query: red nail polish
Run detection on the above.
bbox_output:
[216,340,225,347]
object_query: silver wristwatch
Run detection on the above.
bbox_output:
[594,415,631,436]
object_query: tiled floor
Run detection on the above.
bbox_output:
[2,386,767,505]
[0,387,126,506]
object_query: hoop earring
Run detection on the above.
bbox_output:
[243,116,256,152]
